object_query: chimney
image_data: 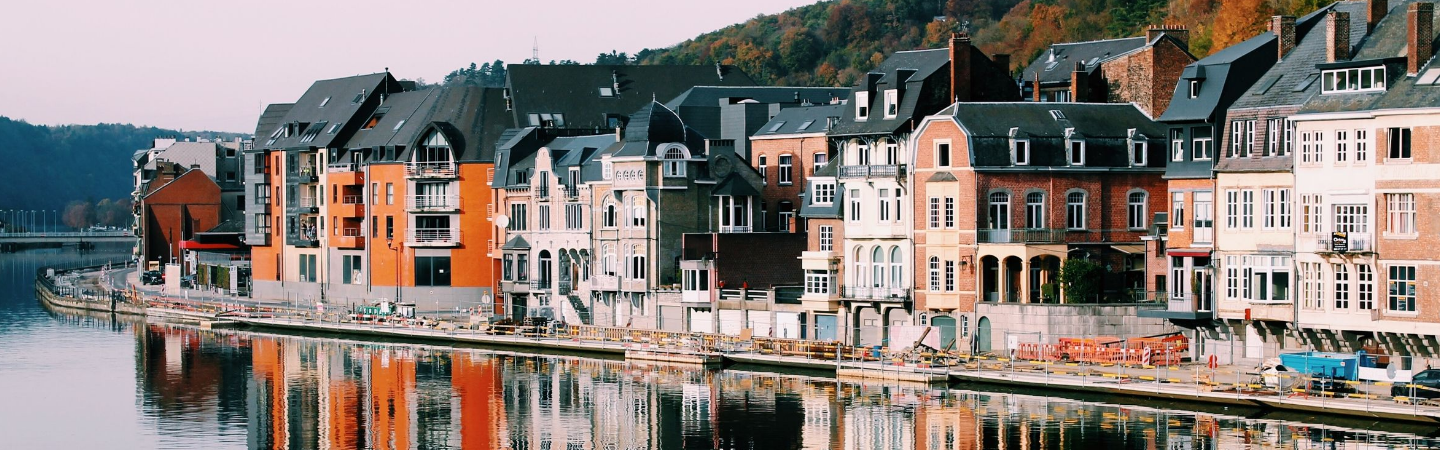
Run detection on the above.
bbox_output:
[1370,0,1389,32]
[1327,11,1352,63]
[1069,62,1088,103]
[1273,16,1297,59]
[1410,2,1434,75]
[1032,71,1042,102]
[1147,24,1190,51]
[993,54,1011,75]
[950,32,972,102]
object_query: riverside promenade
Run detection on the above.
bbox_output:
[37,264,1440,424]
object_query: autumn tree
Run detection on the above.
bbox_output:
[1211,0,1274,53]
[63,200,96,230]
[778,29,821,73]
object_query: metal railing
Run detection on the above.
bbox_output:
[838,164,905,180]
[1317,232,1372,253]
[978,228,1065,244]
[406,228,459,245]
[341,195,364,205]
[405,161,457,178]
[327,161,357,172]
[298,196,318,209]
[718,225,752,233]
[842,285,910,300]
[405,195,459,210]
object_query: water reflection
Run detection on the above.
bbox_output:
[128,323,1440,450]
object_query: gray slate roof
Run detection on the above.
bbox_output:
[1021,37,1148,86]
[664,86,849,109]
[1159,33,1278,123]
[1230,3,1358,111]
[753,104,844,137]
[263,73,404,150]
[252,103,294,143]
[829,45,1020,137]
[1300,0,1440,114]
[944,102,1167,168]
[798,158,843,219]
[607,101,706,158]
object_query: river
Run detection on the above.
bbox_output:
[2,245,1437,449]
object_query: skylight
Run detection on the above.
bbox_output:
[768,121,787,132]
[1255,75,1283,95]
[797,120,815,131]
[599,87,615,97]
[1049,110,1066,120]
[1292,73,1320,92]
[319,96,331,107]
[393,119,406,131]
[328,123,341,134]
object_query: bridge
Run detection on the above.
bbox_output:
[0,232,134,252]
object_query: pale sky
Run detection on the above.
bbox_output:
[0,0,817,133]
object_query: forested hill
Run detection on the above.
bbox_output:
[0,117,247,211]
[627,0,1332,87]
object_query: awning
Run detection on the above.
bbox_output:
[1166,249,1212,257]
[1110,244,1146,255]
[179,241,241,250]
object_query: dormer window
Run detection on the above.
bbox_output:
[1012,140,1029,166]
[1128,129,1147,167]
[1189,80,1201,98]
[812,182,835,205]
[855,92,870,120]
[663,146,687,177]
[1065,129,1085,166]
[883,89,899,118]
[363,114,383,130]
[1322,66,1386,93]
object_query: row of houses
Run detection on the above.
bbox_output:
[222,0,1440,364]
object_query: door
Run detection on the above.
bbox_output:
[660,306,683,332]
[775,312,800,339]
[718,310,744,335]
[1245,323,1264,359]
[815,315,838,341]
[976,317,992,353]
[748,311,772,337]
[690,309,714,334]
[931,316,957,351]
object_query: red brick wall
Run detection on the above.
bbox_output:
[1099,38,1194,118]
[142,170,222,265]
[912,118,981,312]
[1166,178,1215,249]
[974,171,1166,243]
[750,135,829,231]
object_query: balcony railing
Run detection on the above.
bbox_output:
[327,162,357,172]
[405,161,457,178]
[838,164,905,180]
[297,167,319,183]
[298,196,318,209]
[341,195,364,205]
[406,195,459,211]
[529,279,552,290]
[718,225,752,233]
[1317,232,1371,253]
[406,228,459,246]
[978,228,1065,244]
[563,186,579,200]
[842,285,910,301]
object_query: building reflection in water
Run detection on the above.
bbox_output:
[136,324,1440,450]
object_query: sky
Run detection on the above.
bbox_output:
[0,0,817,133]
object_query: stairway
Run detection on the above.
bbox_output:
[566,294,592,325]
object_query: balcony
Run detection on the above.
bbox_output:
[1316,232,1371,253]
[1137,292,1215,320]
[337,195,365,216]
[406,195,459,212]
[295,167,319,183]
[978,228,1065,244]
[563,186,579,200]
[327,161,357,173]
[528,279,552,291]
[838,164,905,180]
[718,225,752,233]
[405,161,457,179]
[334,228,365,249]
[591,275,619,291]
[406,228,460,247]
[841,285,910,301]
[297,196,319,213]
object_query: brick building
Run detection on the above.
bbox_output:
[1021,26,1195,117]
[749,103,843,232]
[139,165,222,272]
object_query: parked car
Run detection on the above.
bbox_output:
[1392,369,1440,401]
[141,270,164,285]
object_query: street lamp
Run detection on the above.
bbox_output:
[387,237,403,304]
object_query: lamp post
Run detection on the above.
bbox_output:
[387,237,403,304]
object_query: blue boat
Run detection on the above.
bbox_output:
[1279,352,1359,380]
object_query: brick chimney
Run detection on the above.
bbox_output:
[1369,0,1389,32]
[950,33,972,102]
[1032,71,1042,102]
[1327,11,1352,63]
[1147,24,1190,52]
[1069,62,1088,103]
[1273,16,1297,59]
[1410,2,1434,75]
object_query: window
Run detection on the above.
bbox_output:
[1278,189,1291,229]
[1189,80,1201,98]
[1025,192,1045,229]
[1387,127,1412,159]
[1334,264,1350,310]
[1244,255,1292,302]
[1283,119,1296,156]
[988,192,1010,230]
[1355,128,1369,162]
[503,255,514,280]
[1172,193,1185,230]
[385,183,394,205]
[928,197,940,229]
[515,254,528,281]
[883,89,899,118]
[1335,130,1349,163]
[1265,118,1282,156]
[1386,193,1416,235]
[1067,140,1085,165]
[1066,192,1086,230]
[1244,120,1255,157]
[385,215,394,240]
[928,257,940,291]
[628,249,647,280]
[944,197,955,228]
[1387,265,1416,312]
[1262,189,1278,229]
[565,204,584,230]
[812,182,835,204]
[664,147,687,177]
[819,225,833,251]
[629,197,647,227]
[871,247,884,288]
[1357,264,1375,310]
[1127,192,1147,229]
[1013,140,1030,165]
[878,189,892,221]
[1300,194,1323,234]
[1230,120,1245,157]
[538,205,550,230]
[757,155,767,184]
[1334,204,1368,233]
[602,160,613,180]
[1226,190,1239,229]
[778,154,793,185]
[1225,256,1240,301]
[848,189,860,222]
[884,140,899,165]
[812,153,827,174]
[602,201,618,228]
[1193,191,1214,244]
[1321,66,1386,93]
[298,254,317,282]
[855,91,870,120]
[1170,129,1184,161]
[1131,141,1146,166]
[936,141,951,167]
[684,268,711,292]
[1191,127,1213,160]
[1300,262,1323,310]
[1241,190,1255,229]
[1300,131,1323,164]
[509,203,528,231]
[601,245,616,276]
[414,256,451,287]
[805,270,831,295]
[943,260,956,292]
[889,246,903,289]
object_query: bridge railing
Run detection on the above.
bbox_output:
[0,231,133,238]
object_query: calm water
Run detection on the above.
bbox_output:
[3,246,1439,449]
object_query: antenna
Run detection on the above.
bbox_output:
[532,37,539,63]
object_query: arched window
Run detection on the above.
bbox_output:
[1025,192,1045,229]
[1128,191,1148,229]
[602,200,618,228]
[538,250,552,288]
[416,130,452,163]
[988,192,1011,230]
[628,197,647,228]
[664,146,687,177]
[1067,191,1088,230]
[602,245,616,277]
[929,257,940,291]
[889,246,903,289]
[853,247,866,290]
[871,246,885,288]
[630,245,647,280]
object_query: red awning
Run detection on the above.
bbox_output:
[1166,249,1212,257]
[179,241,241,250]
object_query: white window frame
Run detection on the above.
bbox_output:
[928,257,941,291]
[1025,192,1045,229]
[855,91,870,120]
[1130,140,1147,166]
[1386,193,1416,236]
[812,182,835,205]
[1357,264,1375,310]
[1333,263,1350,310]
[1321,66,1386,94]
[883,89,899,119]
[1170,129,1184,162]
[1333,204,1369,234]
[1012,140,1030,166]
[1067,139,1085,166]
[1335,129,1349,164]
[1355,128,1369,162]
[848,189,860,223]
[1171,192,1185,231]
[777,154,793,185]
[1066,191,1086,230]
[819,225,833,252]
[944,197,955,229]
[1127,191,1147,230]
[1387,265,1416,313]
[935,140,952,167]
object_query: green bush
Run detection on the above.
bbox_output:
[1058,258,1103,303]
